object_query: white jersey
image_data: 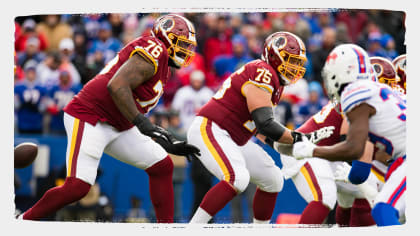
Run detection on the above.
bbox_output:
[171,85,214,130]
[341,80,406,161]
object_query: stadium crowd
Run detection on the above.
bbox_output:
[14,10,406,222]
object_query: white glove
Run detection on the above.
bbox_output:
[333,162,378,208]
[357,181,379,208]
[333,162,352,183]
[292,136,316,160]
[307,126,335,144]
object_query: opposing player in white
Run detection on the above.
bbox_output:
[292,44,406,226]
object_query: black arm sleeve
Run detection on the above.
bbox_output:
[251,106,286,141]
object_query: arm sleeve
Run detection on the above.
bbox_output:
[341,82,374,113]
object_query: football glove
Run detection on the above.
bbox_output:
[133,113,171,142]
[292,126,335,144]
[292,136,316,160]
[154,137,201,160]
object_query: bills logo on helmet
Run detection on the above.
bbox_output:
[326,52,338,63]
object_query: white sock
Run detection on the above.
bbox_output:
[253,218,270,224]
[190,207,212,223]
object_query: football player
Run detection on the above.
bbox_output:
[187,32,333,223]
[273,100,378,226]
[18,14,200,223]
[392,54,406,94]
[292,44,406,226]
[272,56,402,227]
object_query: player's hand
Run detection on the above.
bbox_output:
[154,138,201,159]
[142,125,172,143]
[333,162,351,183]
[292,136,316,160]
[305,126,335,144]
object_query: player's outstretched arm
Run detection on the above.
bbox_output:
[243,83,295,144]
[107,54,155,122]
[311,103,375,162]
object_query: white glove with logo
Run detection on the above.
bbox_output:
[292,136,316,160]
[307,126,335,144]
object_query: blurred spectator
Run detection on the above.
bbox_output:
[14,60,48,134]
[36,51,62,89]
[15,18,48,53]
[170,69,215,223]
[46,70,82,135]
[366,32,387,58]
[203,15,233,73]
[87,49,106,81]
[293,81,328,128]
[36,15,73,52]
[213,34,253,81]
[171,70,214,130]
[335,22,351,45]
[108,14,124,39]
[310,26,337,83]
[17,37,45,67]
[121,14,140,46]
[72,28,90,84]
[175,52,206,87]
[135,13,158,37]
[125,196,148,223]
[335,10,369,43]
[88,21,123,64]
[381,34,398,60]
[273,100,294,130]
[282,78,309,105]
[58,38,82,86]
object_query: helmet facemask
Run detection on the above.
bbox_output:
[167,33,196,68]
[277,50,307,85]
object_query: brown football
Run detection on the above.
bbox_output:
[14,142,38,169]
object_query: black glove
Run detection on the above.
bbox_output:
[132,113,171,142]
[132,113,201,160]
[291,131,305,144]
[154,138,201,160]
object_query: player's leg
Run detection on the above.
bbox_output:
[371,158,406,226]
[187,117,250,223]
[334,164,376,227]
[104,126,174,223]
[240,140,283,223]
[22,113,113,220]
[288,158,337,225]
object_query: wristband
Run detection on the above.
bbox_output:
[348,160,372,184]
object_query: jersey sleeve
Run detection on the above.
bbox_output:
[128,37,165,76]
[340,81,375,113]
[240,62,276,96]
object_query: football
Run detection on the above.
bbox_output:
[14,142,38,169]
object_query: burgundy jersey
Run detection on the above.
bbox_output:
[198,59,283,146]
[64,36,169,131]
[296,101,343,146]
